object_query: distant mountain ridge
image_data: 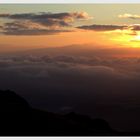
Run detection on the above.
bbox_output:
[2,44,140,58]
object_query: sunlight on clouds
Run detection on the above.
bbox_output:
[103,29,140,48]
[134,35,140,41]
[118,13,140,19]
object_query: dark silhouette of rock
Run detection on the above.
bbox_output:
[64,112,114,134]
[0,90,30,112]
[0,89,138,136]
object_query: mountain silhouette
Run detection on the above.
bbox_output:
[0,89,139,136]
[0,90,30,112]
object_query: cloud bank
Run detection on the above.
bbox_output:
[1,11,140,36]
[77,24,127,31]
[0,12,92,35]
[1,47,140,132]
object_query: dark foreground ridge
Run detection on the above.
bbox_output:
[0,90,139,136]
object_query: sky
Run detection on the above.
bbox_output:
[1,4,140,51]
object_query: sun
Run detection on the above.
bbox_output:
[108,31,140,48]
[128,35,140,48]
[134,35,140,41]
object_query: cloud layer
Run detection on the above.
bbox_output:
[1,47,140,131]
[1,11,140,35]
[77,24,127,31]
[0,12,92,35]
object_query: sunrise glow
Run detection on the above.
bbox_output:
[0,4,140,51]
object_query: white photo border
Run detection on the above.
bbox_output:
[1,0,140,3]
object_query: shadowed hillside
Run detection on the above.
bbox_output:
[0,90,139,136]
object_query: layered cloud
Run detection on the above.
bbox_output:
[1,11,140,36]
[0,12,92,35]
[0,12,92,22]
[2,21,71,35]
[0,25,3,30]
[128,24,140,31]
[77,24,140,39]
[77,24,127,31]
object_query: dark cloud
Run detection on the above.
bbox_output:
[0,12,92,35]
[77,24,126,31]
[0,12,91,21]
[0,14,10,18]
[0,25,3,29]
[77,24,140,36]
[3,29,70,36]
[1,20,70,35]
[130,24,140,31]
[2,21,71,35]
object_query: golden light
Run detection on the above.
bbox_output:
[133,35,140,41]
[103,29,140,48]
[128,35,140,48]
